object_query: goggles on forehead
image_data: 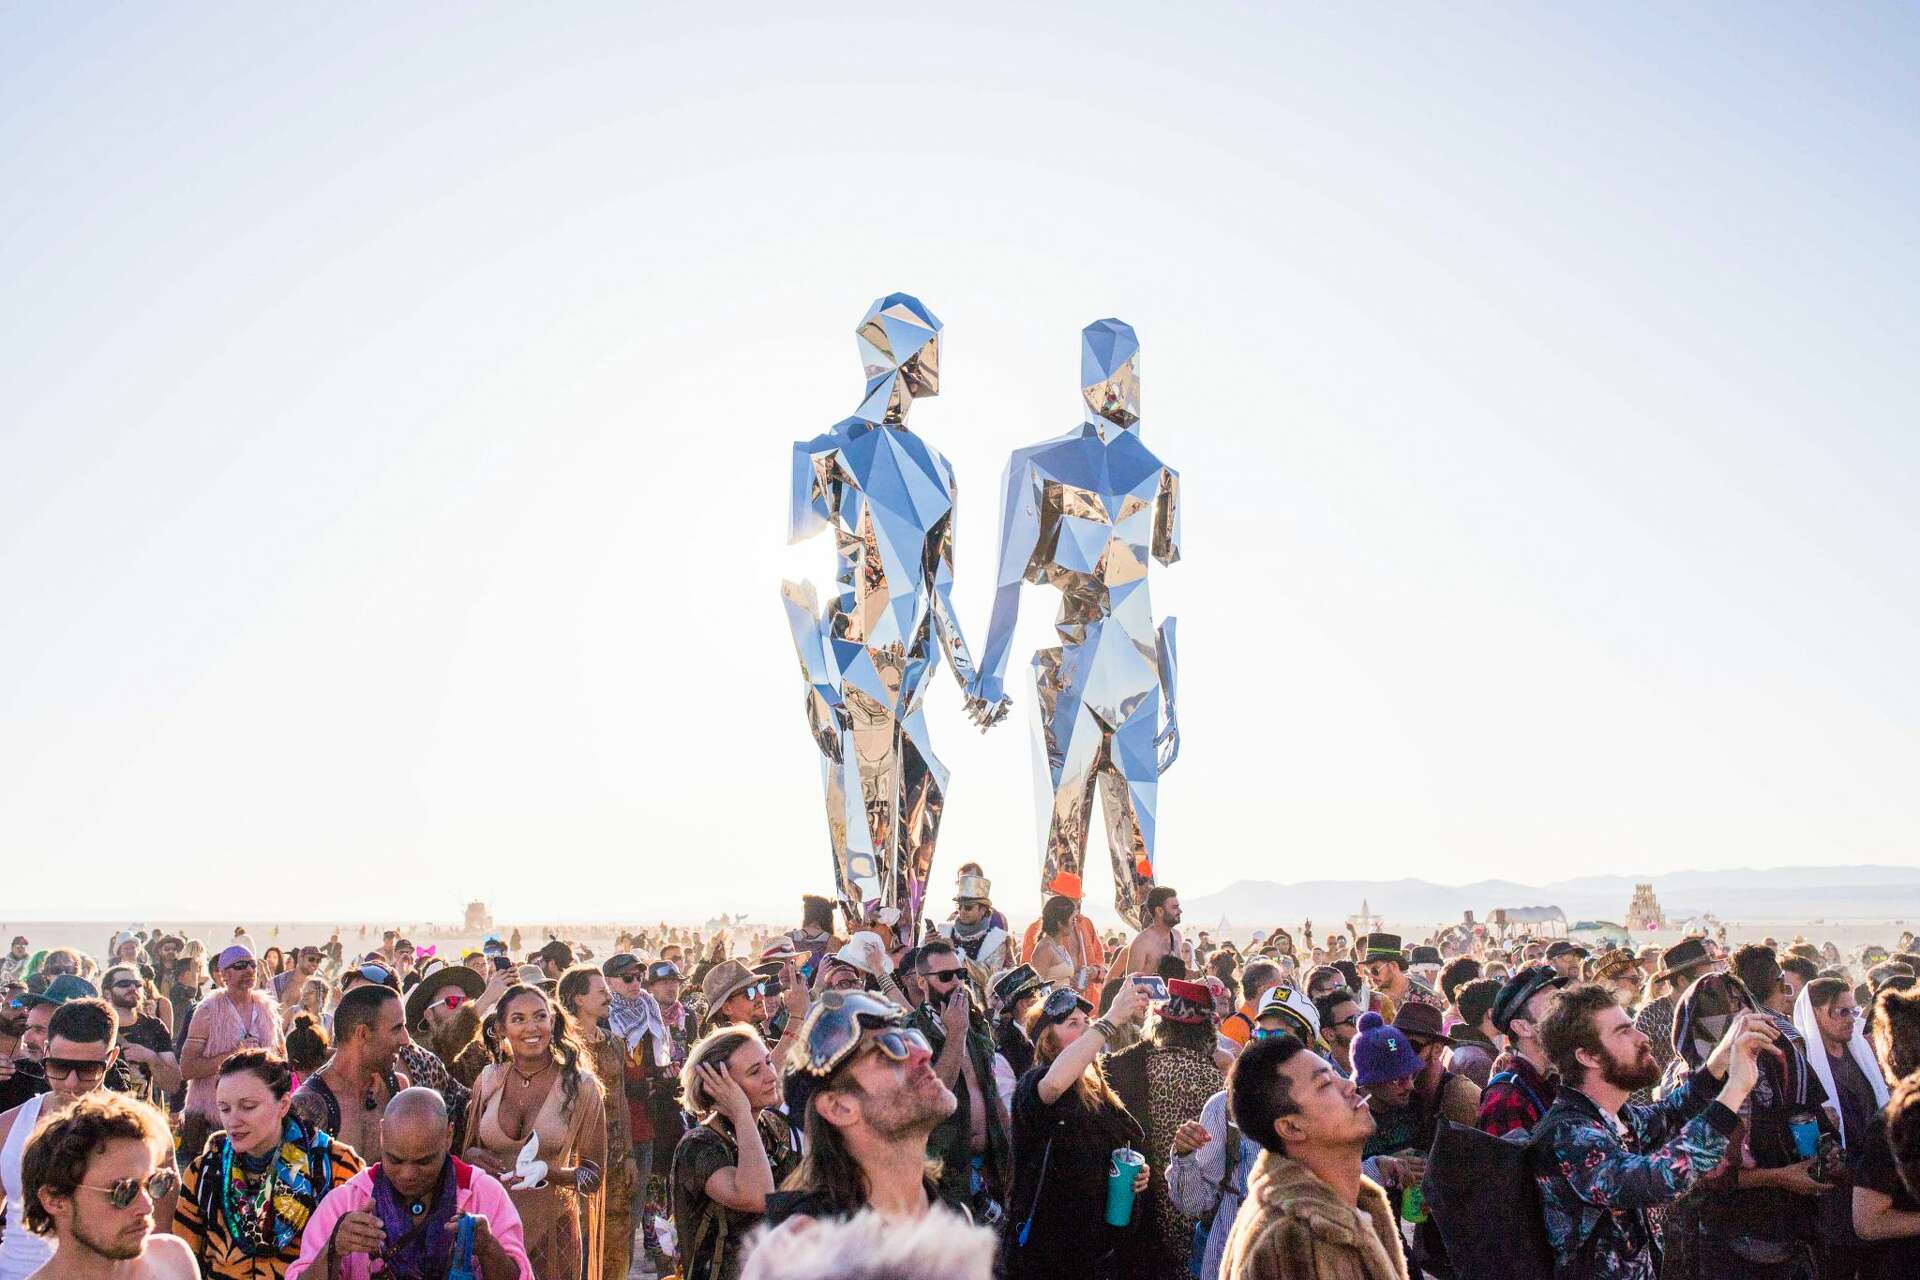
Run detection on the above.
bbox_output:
[1038,985,1093,1025]
[355,963,396,986]
[791,991,926,1079]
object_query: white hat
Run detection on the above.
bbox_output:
[1257,984,1321,1042]
[830,931,887,977]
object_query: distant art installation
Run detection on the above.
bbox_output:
[971,319,1182,928]
[782,294,1008,941]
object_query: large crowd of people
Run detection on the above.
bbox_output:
[3,876,1920,1280]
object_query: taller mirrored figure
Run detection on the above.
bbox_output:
[971,320,1181,928]
[783,294,1006,942]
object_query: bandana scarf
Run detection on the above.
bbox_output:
[609,988,670,1066]
[371,1158,459,1280]
[208,1116,337,1257]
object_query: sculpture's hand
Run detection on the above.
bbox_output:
[964,676,1011,730]
[1155,715,1181,775]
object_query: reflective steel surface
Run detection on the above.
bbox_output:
[971,319,1181,927]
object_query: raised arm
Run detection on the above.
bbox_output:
[926,453,991,709]
[789,437,838,546]
[1152,463,1181,567]
[973,448,1045,712]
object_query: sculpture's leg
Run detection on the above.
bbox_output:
[1034,646,1102,905]
[895,701,948,944]
[841,679,900,922]
[1097,691,1161,929]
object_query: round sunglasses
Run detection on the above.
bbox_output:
[78,1169,179,1210]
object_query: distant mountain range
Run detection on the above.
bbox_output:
[1181,865,1920,928]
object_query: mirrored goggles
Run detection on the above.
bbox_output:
[793,991,921,1078]
[1038,985,1093,1025]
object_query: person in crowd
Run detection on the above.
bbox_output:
[1589,949,1643,1011]
[272,949,322,1007]
[784,896,844,981]
[1218,1032,1409,1280]
[1850,987,1920,1275]
[16,1092,194,1280]
[558,965,634,1280]
[290,984,411,1164]
[283,1013,330,1087]
[741,1205,997,1280]
[101,966,179,1107]
[1167,1067,1266,1280]
[1219,961,1283,1049]
[2,998,145,1280]
[1357,935,1440,1022]
[165,957,203,1052]
[1477,964,1567,1136]
[1025,894,1101,997]
[1447,977,1501,1088]
[287,1087,532,1280]
[1394,1003,1480,1135]
[604,952,673,1270]
[767,991,960,1225]
[1105,978,1224,1278]
[1349,1013,1427,1208]
[1794,975,1886,1150]
[669,1025,799,1280]
[1312,988,1362,1078]
[0,940,29,992]
[532,942,572,987]
[702,961,773,1035]
[405,960,489,1091]
[989,965,1044,1085]
[639,959,697,1268]
[908,940,1008,1220]
[461,984,605,1280]
[1779,953,1819,1005]
[179,946,284,1162]
[1546,941,1589,983]
[284,977,329,1036]
[1532,983,1779,1280]
[1635,937,1715,1083]
[1437,955,1481,1032]
[1656,970,1828,1278]
[1123,887,1185,978]
[939,874,1013,982]
[1001,980,1149,1280]
[176,1048,363,1279]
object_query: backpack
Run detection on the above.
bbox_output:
[1423,1119,1555,1280]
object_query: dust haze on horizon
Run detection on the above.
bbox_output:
[3,6,1917,927]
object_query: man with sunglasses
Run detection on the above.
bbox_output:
[910,941,1010,1221]
[767,992,960,1226]
[16,1092,193,1280]
[345,959,474,1136]
[3,998,178,1278]
[101,967,179,1107]
[177,944,281,1161]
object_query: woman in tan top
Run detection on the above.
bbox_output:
[463,984,607,1280]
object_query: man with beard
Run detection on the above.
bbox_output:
[765,992,960,1224]
[289,1087,532,1280]
[274,945,324,1004]
[1122,886,1184,977]
[101,966,179,1106]
[1533,983,1780,1279]
[937,875,1013,984]
[292,984,412,1163]
[909,941,1009,1221]
[406,963,489,1091]
[17,1093,194,1280]
[1478,964,1567,1137]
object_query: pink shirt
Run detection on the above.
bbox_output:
[183,990,283,1121]
[286,1159,533,1280]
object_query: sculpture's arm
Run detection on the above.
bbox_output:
[974,449,1045,710]
[1152,463,1181,567]
[789,438,837,546]
[1155,617,1180,775]
[927,459,1008,729]
[781,580,845,764]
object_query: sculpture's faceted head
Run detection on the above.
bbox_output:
[1080,318,1139,427]
[855,293,942,423]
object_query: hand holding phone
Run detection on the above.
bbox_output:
[1131,975,1169,1000]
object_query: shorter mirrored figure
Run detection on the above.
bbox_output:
[970,319,1181,928]
[783,294,1005,942]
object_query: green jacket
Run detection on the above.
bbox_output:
[911,1003,1011,1214]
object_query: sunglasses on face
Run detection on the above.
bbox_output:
[439,994,466,1009]
[46,1057,112,1082]
[224,960,256,972]
[1829,1005,1861,1019]
[1325,1015,1360,1030]
[80,1169,179,1210]
[108,980,142,991]
[610,971,642,983]
[924,968,964,983]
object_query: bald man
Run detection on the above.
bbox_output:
[288,1087,533,1280]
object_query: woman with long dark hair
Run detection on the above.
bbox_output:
[462,984,607,1280]
[175,1048,364,1279]
[1004,979,1149,1280]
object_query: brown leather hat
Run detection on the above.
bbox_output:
[1391,1000,1455,1047]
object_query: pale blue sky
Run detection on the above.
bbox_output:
[3,3,1916,923]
